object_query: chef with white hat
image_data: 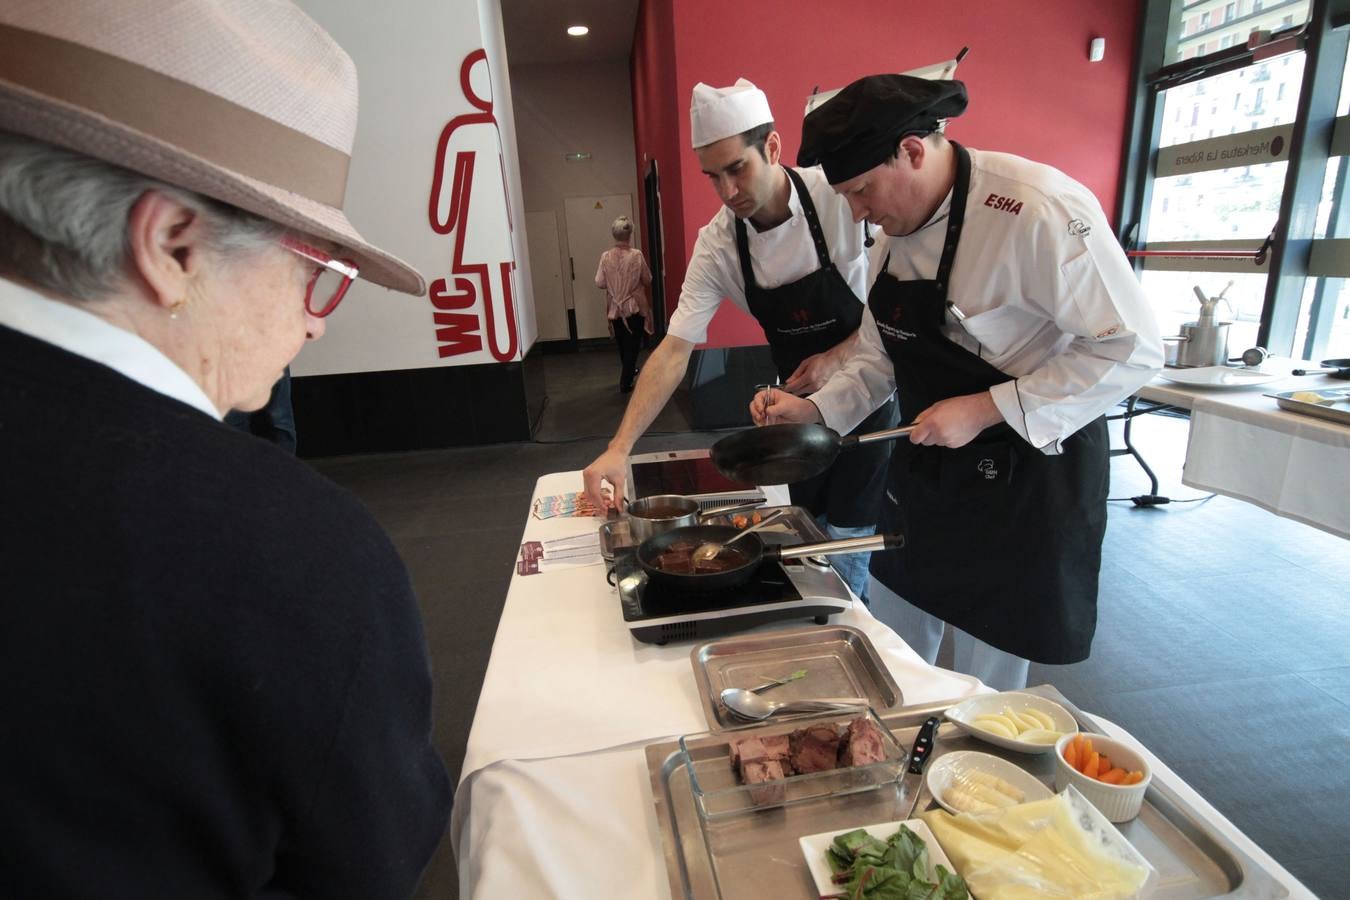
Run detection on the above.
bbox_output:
[583,77,897,599]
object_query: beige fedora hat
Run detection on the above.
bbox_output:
[0,0,424,295]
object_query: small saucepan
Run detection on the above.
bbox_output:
[625,495,762,543]
[710,422,916,486]
[1292,358,1350,380]
[637,524,904,593]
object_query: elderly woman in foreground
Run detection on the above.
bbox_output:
[0,2,450,897]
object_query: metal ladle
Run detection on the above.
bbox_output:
[691,509,785,565]
[719,687,868,722]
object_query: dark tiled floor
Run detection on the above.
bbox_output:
[312,347,1348,900]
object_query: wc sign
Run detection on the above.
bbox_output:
[425,49,520,363]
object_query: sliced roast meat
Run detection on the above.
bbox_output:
[840,716,888,766]
[728,733,791,769]
[789,725,842,774]
[739,758,788,785]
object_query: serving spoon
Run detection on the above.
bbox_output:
[720,687,868,722]
[691,509,786,565]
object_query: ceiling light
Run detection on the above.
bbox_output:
[567,25,589,37]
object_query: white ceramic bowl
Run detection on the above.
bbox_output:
[944,691,1078,754]
[1053,732,1152,823]
[925,750,1052,815]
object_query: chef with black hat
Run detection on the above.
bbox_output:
[583,77,899,599]
[754,74,1162,688]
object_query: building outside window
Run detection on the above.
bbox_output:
[1123,0,1350,360]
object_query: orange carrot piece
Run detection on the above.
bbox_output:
[1123,770,1145,785]
[1100,767,1127,784]
[1098,755,1113,775]
[1064,740,1079,769]
[1084,751,1100,778]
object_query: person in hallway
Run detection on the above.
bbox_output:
[582,77,898,598]
[755,74,1163,690]
[595,214,653,392]
[0,2,451,897]
[225,366,298,452]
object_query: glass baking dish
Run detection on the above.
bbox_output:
[676,708,906,820]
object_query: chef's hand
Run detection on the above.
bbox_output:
[909,391,1004,448]
[583,447,627,513]
[782,349,840,394]
[750,389,823,426]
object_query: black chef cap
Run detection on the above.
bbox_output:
[798,75,968,184]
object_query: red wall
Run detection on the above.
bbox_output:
[634,0,1142,348]
[630,0,685,326]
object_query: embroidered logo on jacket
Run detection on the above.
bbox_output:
[1067,218,1091,237]
[983,193,1023,215]
[977,458,999,480]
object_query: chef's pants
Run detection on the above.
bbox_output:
[820,520,873,602]
[868,578,1030,692]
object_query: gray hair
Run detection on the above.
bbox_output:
[611,215,634,241]
[0,130,286,302]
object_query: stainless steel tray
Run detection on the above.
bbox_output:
[1266,387,1350,426]
[646,684,1290,899]
[690,625,904,731]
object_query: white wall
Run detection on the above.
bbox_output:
[291,0,536,376]
[509,60,639,329]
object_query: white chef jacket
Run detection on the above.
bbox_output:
[0,276,222,419]
[666,165,870,344]
[811,148,1163,454]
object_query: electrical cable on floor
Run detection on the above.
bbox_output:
[1108,493,1216,506]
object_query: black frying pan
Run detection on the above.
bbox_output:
[710,422,916,486]
[636,523,904,593]
[1292,358,1350,379]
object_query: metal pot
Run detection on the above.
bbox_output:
[1163,321,1231,368]
[624,495,762,543]
[636,524,904,594]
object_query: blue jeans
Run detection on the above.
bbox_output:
[817,519,874,601]
[868,578,1030,691]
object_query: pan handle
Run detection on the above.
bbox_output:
[1292,367,1336,376]
[839,425,917,449]
[768,533,905,561]
[697,500,766,519]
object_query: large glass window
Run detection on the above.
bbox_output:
[1138,56,1304,342]
[1168,0,1310,63]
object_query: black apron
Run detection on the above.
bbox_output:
[735,167,897,528]
[867,143,1108,665]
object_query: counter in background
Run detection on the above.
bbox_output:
[1135,360,1350,540]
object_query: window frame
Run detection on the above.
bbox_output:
[1118,0,1350,356]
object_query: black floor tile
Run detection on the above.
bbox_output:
[1282,852,1350,900]
[1298,666,1350,710]
[1069,674,1350,867]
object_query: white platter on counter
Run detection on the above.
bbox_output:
[943,691,1078,755]
[1157,366,1283,388]
[798,818,956,897]
[926,750,1053,816]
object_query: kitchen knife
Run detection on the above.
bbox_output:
[899,715,940,820]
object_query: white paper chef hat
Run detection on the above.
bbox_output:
[689,78,773,149]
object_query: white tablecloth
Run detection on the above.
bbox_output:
[450,472,1315,899]
[1136,363,1350,539]
[458,473,984,779]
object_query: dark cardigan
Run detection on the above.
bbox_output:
[0,325,451,899]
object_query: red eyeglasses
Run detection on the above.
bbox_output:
[280,237,360,318]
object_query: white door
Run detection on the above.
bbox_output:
[524,210,568,342]
[564,194,636,340]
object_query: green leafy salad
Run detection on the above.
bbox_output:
[823,825,969,900]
